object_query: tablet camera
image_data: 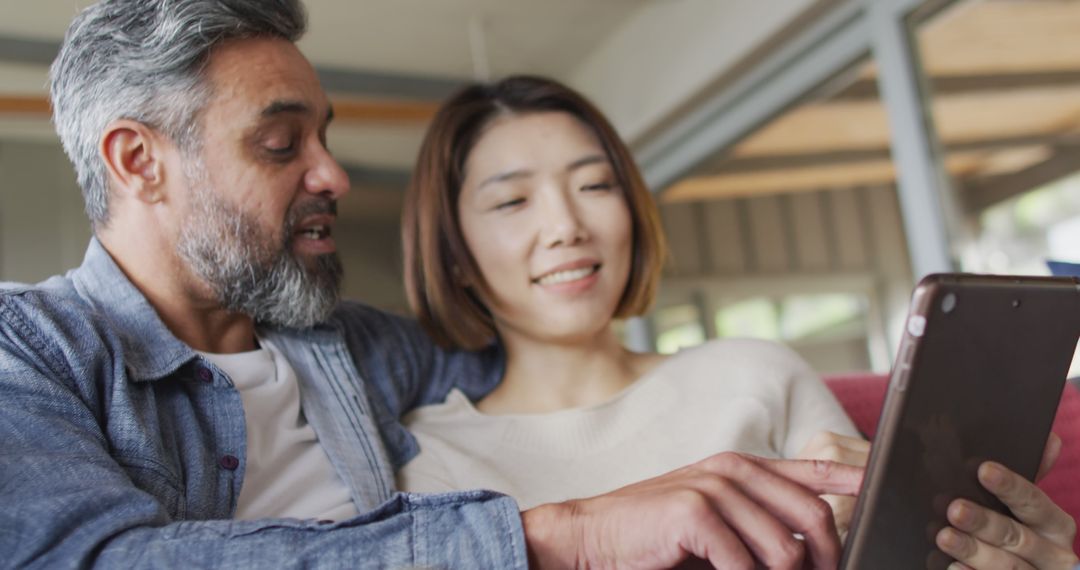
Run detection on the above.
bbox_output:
[941,293,957,314]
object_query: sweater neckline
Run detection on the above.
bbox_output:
[443,344,712,420]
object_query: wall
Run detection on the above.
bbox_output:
[0,138,409,313]
[0,139,89,284]
[336,218,409,314]
[569,0,821,143]
[655,185,915,372]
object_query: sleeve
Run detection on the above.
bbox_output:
[0,296,526,569]
[774,346,862,459]
[334,302,505,418]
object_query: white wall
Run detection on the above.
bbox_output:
[336,219,409,314]
[0,139,90,284]
[0,138,409,313]
[569,0,820,143]
[655,185,915,372]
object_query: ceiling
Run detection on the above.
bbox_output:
[663,0,1080,215]
[3,0,818,225]
[0,0,662,221]
[4,0,1074,219]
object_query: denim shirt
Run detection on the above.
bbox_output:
[0,239,526,569]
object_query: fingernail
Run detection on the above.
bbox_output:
[980,462,1007,488]
[948,500,973,529]
[1049,432,1062,452]
[937,527,965,550]
[948,563,965,570]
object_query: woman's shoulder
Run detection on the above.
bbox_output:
[643,338,818,398]
[664,338,808,371]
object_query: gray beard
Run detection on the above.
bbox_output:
[176,165,343,329]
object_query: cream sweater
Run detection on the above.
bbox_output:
[398,339,858,509]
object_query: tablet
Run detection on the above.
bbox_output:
[840,273,1080,570]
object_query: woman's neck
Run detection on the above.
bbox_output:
[476,326,666,415]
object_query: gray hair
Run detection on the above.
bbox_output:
[49,0,307,228]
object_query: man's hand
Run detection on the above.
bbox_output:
[935,433,1079,569]
[522,452,864,569]
[797,431,872,540]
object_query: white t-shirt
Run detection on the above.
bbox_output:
[398,338,858,509]
[199,338,359,521]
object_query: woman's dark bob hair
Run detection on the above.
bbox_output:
[402,75,667,350]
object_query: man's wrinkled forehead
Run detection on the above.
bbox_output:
[201,37,330,125]
[258,100,335,126]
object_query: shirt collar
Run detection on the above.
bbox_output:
[67,238,341,382]
[69,238,198,382]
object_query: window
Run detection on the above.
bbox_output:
[654,304,706,355]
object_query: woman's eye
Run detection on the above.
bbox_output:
[494,198,526,210]
[582,181,615,192]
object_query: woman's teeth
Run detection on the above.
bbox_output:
[536,265,598,286]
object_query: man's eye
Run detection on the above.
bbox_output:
[262,135,298,157]
[494,198,526,210]
[266,142,296,156]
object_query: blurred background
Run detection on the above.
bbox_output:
[1,0,1078,374]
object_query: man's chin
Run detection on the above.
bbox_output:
[307,253,345,297]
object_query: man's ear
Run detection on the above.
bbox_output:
[99,119,170,205]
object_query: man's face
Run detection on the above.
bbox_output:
[175,37,351,328]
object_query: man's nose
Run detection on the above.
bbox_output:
[304,144,351,200]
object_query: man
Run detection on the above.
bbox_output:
[2,1,1058,568]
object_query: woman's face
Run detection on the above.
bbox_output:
[457,111,633,345]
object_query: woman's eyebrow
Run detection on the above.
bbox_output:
[566,154,609,172]
[477,154,609,190]
[478,168,533,190]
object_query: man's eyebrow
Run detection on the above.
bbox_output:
[260,100,311,118]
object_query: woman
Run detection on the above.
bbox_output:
[398,75,1077,568]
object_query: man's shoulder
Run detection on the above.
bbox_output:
[0,275,97,331]
[0,277,116,385]
[329,300,425,346]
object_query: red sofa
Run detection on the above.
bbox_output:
[824,373,1080,555]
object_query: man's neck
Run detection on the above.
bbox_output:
[477,326,666,415]
[98,230,258,354]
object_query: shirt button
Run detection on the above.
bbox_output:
[196,367,214,384]
[219,455,240,471]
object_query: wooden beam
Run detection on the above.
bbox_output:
[0,95,50,115]
[331,98,437,124]
[663,152,989,203]
[832,71,1080,101]
[0,94,437,124]
[705,132,1080,174]
[961,144,1080,212]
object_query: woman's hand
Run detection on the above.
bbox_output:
[796,431,871,539]
[935,433,1079,569]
